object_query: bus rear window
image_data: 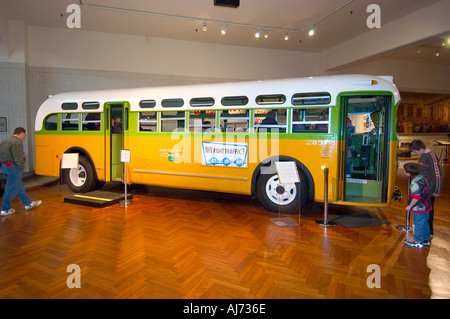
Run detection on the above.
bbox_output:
[44,114,58,131]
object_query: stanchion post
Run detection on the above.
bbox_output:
[119,149,132,207]
[396,176,413,232]
[316,165,336,227]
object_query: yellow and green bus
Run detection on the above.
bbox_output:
[34,74,401,213]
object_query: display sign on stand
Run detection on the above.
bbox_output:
[61,153,79,169]
[60,153,79,187]
[271,162,301,227]
[120,149,133,206]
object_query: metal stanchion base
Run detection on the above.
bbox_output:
[315,219,336,227]
[119,199,133,206]
[395,224,413,232]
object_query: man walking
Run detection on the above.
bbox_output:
[0,127,41,216]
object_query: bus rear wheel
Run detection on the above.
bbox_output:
[64,155,97,193]
[256,171,308,214]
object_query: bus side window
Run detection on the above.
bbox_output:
[82,113,101,131]
[219,109,250,132]
[139,112,157,132]
[160,111,185,132]
[44,114,58,131]
[188,111,216,132]
[61,113,79,131]
[254,109,287,133]
[291,107,330,132]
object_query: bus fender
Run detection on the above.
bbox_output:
[251,155,315,203]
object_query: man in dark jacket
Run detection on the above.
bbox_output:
[409,139,443,238]
[0,127,41,216]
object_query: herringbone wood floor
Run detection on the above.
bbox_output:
[0,167,449,299]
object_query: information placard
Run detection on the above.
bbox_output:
[61,153,79,169]
[120,149,131,163]
[275,161,300,184]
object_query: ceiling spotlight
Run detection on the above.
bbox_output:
[308,27,315,37]
[255,28,261,38]
[264,28,269,39]
[202,23,207,32]
[417,47,422,54]
[221,25,228,35]
[436,50,440,57]
[284,32,289,40]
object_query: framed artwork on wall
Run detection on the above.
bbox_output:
[0,117,7,133]
[397,93,450,134]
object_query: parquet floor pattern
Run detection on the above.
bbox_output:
[0,167,449,299]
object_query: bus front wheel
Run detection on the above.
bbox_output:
[64,155,97,193]
[256,171,308,214]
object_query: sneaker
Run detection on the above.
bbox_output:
[1,208,15,216]
[25,200,42,211]
[423,239,431,246]
[404,239,423,248]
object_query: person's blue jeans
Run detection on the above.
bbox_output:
[412,212,430,242]
[1,164,32,211]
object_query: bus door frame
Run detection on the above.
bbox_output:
[104,102,130,183]
[338,94,390,204]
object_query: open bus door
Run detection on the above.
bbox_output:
[340,95,391,204]
[105,102,129,182]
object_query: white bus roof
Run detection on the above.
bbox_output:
[35,74,400,131]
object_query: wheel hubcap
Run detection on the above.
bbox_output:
[69,165,87,187]
[265,175,297,205]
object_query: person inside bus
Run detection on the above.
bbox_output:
[292,111,306,132]
[202,121,212,132]
[315,109,329,130]
[259,111,278,133]
[112,117,123,134]
[345,116,355,177]
[261,111,278,125]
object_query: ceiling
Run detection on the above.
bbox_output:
[1,0,449,65]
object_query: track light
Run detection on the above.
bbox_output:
[284,32,289,41]
[436,50,440,57]
[202,22,207,32]
[264,28,269,39]
[417,47,422,54]
[308,27,315,37]
[221,25,228,35]
[255,28,260,38]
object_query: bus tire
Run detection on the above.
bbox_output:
[256,171,308,214]
[64,155,97,193]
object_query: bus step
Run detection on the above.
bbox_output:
[64,190,133,208]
